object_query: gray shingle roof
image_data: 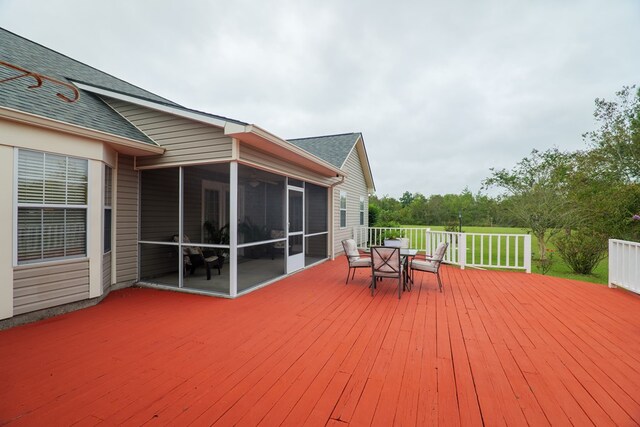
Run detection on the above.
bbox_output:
[0,28,177,145]
[287,133,361,169]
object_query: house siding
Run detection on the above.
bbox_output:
[239,145,335,187]
[101,97,233,167]
[115,154,139,285]
[13,259,90,315]
[333,147,368,254]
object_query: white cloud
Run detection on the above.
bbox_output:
[2,0,638,197]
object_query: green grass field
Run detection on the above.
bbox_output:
[402,225,608,285]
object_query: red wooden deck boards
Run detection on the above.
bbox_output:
[1,259,640,426]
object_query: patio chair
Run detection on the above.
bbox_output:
[370,246,403,299]
[269,229,285,259]
[173,234,219,280]
[410,242,448,292]
[342,239,371,284]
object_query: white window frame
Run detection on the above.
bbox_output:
[339,191,347,229]
[359,196,365,226]
[104,165,112,254]
[14,148,88,265]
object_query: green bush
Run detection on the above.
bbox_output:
[444,220,461,233]
[555,230,607,275]
[368,204,380,226]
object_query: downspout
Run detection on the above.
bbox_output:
[328,174,345,260]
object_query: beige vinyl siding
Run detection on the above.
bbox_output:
[13,259,90,315]
[115,155,138,285]
[101,97,233,167]
[102,252,111,292]
[239,146,335,187]
[334,147,368,254]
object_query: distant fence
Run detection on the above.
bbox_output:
[353,227,531,273]
[609,239,640,294]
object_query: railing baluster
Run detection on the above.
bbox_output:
[608,239,640,294]
[506,235,510,267]
[360,227,533,272]
[489,235,493,267]
[471,234,475,266]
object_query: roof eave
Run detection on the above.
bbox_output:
[0,105,165,156]
[226,124,346,178]
[72,82,342,178]
[72,81,231,128]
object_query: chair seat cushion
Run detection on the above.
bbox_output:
[374,271,401,278]
[350,257,371,267]
[411,259,438,273]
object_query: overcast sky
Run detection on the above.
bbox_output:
[2,0,639,198]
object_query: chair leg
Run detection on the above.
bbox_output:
[371,274,375,296]
[352,269,357,281]
[437,272,443,292]
[346,267,351,284]
[398,276,402,299]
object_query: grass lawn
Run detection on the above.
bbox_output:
[404,225,608,285]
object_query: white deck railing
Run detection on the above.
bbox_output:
[353,227,531,273]
[609,239,640,294]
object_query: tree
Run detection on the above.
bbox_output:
[399,191,415,207]
[483,148,577,258]
[583,85,640,183]
[368,203,380,226]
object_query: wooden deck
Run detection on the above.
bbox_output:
[1,259,640,426]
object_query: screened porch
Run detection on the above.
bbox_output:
[137,162,329,296]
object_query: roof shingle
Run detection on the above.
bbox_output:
[287,132,361,169]
[0,28,174,145]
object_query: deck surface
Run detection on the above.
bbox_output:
[1,259,640,426]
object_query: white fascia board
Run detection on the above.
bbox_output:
[341,135,375,192]
[72,82,229,129]
[0,106,165,155]
[357,136,376,192]
[232,124,345,177]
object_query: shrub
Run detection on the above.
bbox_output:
[368,204,380,226]
[444,220,461,233]
[555,230,607,275]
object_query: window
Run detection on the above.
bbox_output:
[16,149,88,263]
[359,196,365,226]
[104,165,112,253]
[339,191,347,228]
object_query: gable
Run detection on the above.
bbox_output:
[288,133,375,192]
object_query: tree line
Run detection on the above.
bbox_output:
[370,85,640,275]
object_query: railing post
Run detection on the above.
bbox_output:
[425,229,431,254]
[458,232,466,270]
[524,234,532,273]
[608,239,616,288]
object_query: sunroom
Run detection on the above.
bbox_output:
[137,161,334,297]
